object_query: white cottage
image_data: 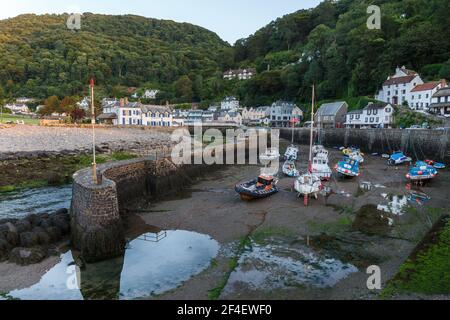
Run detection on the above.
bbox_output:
[376,66,423,106]
[141,105,173,127]
[345,102,395,128]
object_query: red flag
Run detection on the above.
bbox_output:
[90,78,95,87]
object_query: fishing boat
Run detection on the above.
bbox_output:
[284,118,300,161]
[282,160,300,177]
[312,153,332,181]
[345,150,364,164]
[335,157,360,178]
[312,145,328,157]
[235,175,279,201]
[259,148,280,162]
[294,85,322,206]
[406,161,438,182]
[342,147,364,156]
[424,159,446,169]
[284,146,299,161]
[387,151,412,166]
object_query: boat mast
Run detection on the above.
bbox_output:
[291,118,294,144]
[308,85,315,173]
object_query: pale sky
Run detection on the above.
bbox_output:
[0,0,322,44]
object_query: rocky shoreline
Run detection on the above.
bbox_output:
[0,209,70,266]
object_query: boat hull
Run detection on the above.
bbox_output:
[235,182,279,201]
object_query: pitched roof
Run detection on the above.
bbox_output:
[401,68,418,76]
[140,105,171,114]
[432,87,450,98]
[364,102,390,110]
[347,109,363,114]
[317,101,347,116]
[411,82,441,92]
[383,75,417,86]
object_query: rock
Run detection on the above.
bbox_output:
[38,219,52,229]
[15,220,32,233]
[5,222,17,233]
[20,231,40,247]
[54,208,68,215]
[9,247,47,266]
[45,226,62,242]
[0,238,11,261]
[32,227,51,245]
[6,231,20,247]
[51,215,70,234]
[26,214,40,226]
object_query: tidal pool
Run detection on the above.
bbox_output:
[0,185,72,219]
[223,241,358,295]
[8,230,219,300]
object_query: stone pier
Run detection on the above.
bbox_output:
[70,140,251,262]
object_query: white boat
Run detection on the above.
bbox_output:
[312,153,332,181]
[259,148,280,162]
[294,85,323,206]
[284,118,300,161]
[312,145,325,156]
[284,145,299,161]
[294,172,322,198]
[282,160,300,177]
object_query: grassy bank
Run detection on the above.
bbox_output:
[0,152,137,194]
[0,115,40,125]
[382,215,450,297]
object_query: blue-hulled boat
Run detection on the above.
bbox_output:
[388,151,412,166]
[425,159,446,169]
[406,161,438,182]
[335,157,360,178]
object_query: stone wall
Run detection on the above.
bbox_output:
[70,141,248,262]
[280,128,450,164]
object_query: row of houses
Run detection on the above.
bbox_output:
[376,66,447,111]
[313,101,395,129]
[97,97,304,128]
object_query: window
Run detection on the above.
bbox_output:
[365,117,368,123]
[376,117,379,123]
[412,95,414,100]
[426,94,429,98]
[373,110,378,115]
[367,110,372,115]
[388,91,391,96]
[419,94,422,99]
[402,90,406,94]
[370,118,374,123]
[122,110,126,116]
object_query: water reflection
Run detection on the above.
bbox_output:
[0,185,72,219]
[377,194,408,216]
[9,230,219,300]
[224,241,357,294]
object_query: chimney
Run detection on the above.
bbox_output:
[120,98,125,107]
[124,97,129,105]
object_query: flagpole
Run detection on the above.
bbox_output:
[90,78,98,184]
